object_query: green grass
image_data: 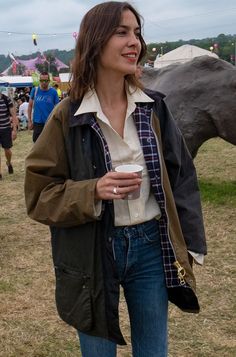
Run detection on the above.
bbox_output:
[1,133,236,356]
[0,280,16,293]
[199,179,236,206]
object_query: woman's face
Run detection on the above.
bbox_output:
[98,9,142,77]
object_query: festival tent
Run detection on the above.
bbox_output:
[59,73,70,82]
[59,72,70,92]
[154,44,219,68]
[0,78,9,86]
[0,76,33,87]
[1,64,12,76]
[17,57,69,72]
[1,56,69,75]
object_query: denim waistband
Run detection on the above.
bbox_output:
[113,218,158,238]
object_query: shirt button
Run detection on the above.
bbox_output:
[147,137,152,143]
[135,213,139,218]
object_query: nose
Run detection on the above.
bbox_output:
[127,32,140,47]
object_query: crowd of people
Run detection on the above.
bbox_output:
[14,89,30,130]
[0,76,66,179]
[12,82,66,132]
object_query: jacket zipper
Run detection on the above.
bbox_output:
[173,261,186,285]
[90,123,113,217]
[91,123,110,173]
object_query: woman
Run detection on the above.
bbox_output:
[25,2,206,356]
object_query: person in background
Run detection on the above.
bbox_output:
[0,86,18,180]
[24,2,206,356]
[54,83,62,101]
[18,96,29,130]
[23,87,31,102]
[16,97,22,113]
[28,72,59,142]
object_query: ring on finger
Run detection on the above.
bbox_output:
[113,186,118,195]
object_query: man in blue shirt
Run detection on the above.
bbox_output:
[28,72,59,142]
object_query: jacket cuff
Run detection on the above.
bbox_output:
[188,250,204,265]
[93,200,102,217]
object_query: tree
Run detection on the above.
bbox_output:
[17,63,26,75]
[35,53,59,76]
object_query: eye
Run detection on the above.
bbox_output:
[116,30,127,36]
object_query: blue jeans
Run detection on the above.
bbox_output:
[79,219,168,357]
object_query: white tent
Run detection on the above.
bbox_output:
[0,78,9,87]
[59,72,71,92]
[0,75,32,87]
[59,73,70,83]
[154,44,219,68]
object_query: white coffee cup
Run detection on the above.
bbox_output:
[115,164,143,200]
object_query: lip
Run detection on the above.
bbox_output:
[122,51,137,57]
[122,52,138,63]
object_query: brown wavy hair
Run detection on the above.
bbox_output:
[69,1,147,101]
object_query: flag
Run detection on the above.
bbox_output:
[31,72,40,87]
[12,61,17,74]
[9,53,18,64]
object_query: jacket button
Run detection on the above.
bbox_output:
[108,236,112,243]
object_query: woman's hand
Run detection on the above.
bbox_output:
[95,171,142,200]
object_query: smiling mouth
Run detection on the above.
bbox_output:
[123,54,137,58]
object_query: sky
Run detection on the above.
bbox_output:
[0,0,235,57]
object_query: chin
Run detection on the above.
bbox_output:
[123,66,137,76]
[114,64,137,77]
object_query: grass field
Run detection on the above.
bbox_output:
[0,131,235,356]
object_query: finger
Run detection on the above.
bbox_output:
[111,188,127,200]
[99,177,141,191]
[112,184,140,196]
[112,178,142,188]
[107,171,140,179]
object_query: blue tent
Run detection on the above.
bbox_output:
[0,76,32,88]
[0,78,9,87]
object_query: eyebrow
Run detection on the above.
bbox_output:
[117,25,140,31]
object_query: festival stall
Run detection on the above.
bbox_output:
[0,75,32,88]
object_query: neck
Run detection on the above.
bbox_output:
[40,85,49,91]
[95,72,127,108]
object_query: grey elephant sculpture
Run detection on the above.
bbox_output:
[141,56,236,157]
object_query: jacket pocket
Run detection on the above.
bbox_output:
[55,265,92,332]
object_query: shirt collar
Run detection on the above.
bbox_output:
[74,85,154,117]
